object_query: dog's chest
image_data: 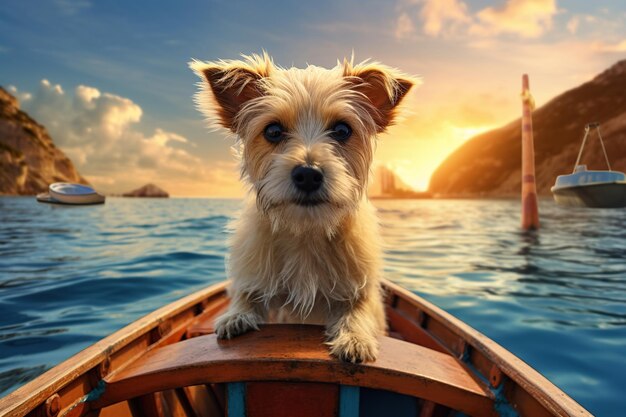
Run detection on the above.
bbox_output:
[276,235,349,277]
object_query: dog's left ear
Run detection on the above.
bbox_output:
[190,53,273,133]
[344,61,415,132]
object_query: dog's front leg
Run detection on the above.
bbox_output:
[325,285,385,363]
[215,290,265,339]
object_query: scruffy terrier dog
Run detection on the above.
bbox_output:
[191,53,414,363]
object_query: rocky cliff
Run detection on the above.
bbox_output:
[0,87,88,195]
[122,183,169,198]
[429,60,626,197]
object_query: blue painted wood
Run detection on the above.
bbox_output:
[227,382,246,417]
[339,385,360,417]
[359,388,418,417]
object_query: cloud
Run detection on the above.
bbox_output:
[401,0,558,39]
[395,12,416,39]
[6,85,32,103]
[15,80,241,196]
[53,0,91,15]
[567,16,580,34]
[419,0,470,37]
[594,39,626,53]
[471,0,558,38]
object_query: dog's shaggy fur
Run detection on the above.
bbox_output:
[191,53,414,363]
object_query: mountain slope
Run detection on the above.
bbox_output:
[429,60,626,197]
[0,87,88,195]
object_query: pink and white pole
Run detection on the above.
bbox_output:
[521,74,539,230]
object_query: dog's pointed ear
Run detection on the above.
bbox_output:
[190,53,273,132]
[343,60,416,132]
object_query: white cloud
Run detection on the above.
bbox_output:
[395,12,416,39]
[7,85,32,103]
[75,85,101,104]
[16,79,240,196]
[419,0,470,37]
[471,0,558,38]
[401,0,559,39]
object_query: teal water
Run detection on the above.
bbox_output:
[0,197,624,416]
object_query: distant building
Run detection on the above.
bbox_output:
[369,165,431,199]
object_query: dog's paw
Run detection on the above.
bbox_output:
[327,332,378,364]
[215,312,261,339]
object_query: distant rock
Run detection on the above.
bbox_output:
[429,59,626,197]
[122,183,169,198]
[0,86,88,195]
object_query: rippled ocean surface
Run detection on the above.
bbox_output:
[0,197,624,416]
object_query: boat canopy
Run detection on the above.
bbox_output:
[553,165,626,190]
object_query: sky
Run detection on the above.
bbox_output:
[1,0,625,196]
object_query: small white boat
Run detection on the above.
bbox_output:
[551,123,626,208]
[37,182,105,205]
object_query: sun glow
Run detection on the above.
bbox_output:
[376,120,496,191]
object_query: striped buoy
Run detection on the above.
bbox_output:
[521,74,539,230]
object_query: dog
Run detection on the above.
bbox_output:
[190,53,414,363]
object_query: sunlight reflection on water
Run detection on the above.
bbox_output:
[0,196,624,415]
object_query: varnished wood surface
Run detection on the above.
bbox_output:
[96,325,495,417]
[0,279,593,417]
[384,280,591,417]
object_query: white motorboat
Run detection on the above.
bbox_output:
[551,123,626,208]
[36,182,105,205]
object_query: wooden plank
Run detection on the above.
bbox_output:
[383,280,591,417]
[246,382,338,417]
[418,401,436,417]
[0,282,228,417]
[226,383,245,417]
[99,400,134,417]
[339,385,359,417]
[505,382,554,417]
[386,307,447,353]
[185,386,224,417]
[129,394,165,417]
[186,299,230,338]
[96,325,494,417]
[175,388,200,417]
[162,390,190,417]
[205,384,226,415]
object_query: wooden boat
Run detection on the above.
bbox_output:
[0,280,591,417]
[551,123,626,208]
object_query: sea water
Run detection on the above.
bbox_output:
[0,197,624,416]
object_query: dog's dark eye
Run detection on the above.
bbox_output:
[330,122,352,142]
[263,123,285,143]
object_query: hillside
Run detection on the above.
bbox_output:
[429,60,626,197]
[0,87,87,195]
[122,183,169,198]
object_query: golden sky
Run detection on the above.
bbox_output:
[2,0,625,195]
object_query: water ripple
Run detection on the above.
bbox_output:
[0,197,624,416]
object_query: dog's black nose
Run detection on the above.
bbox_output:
[291,166,323,192]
